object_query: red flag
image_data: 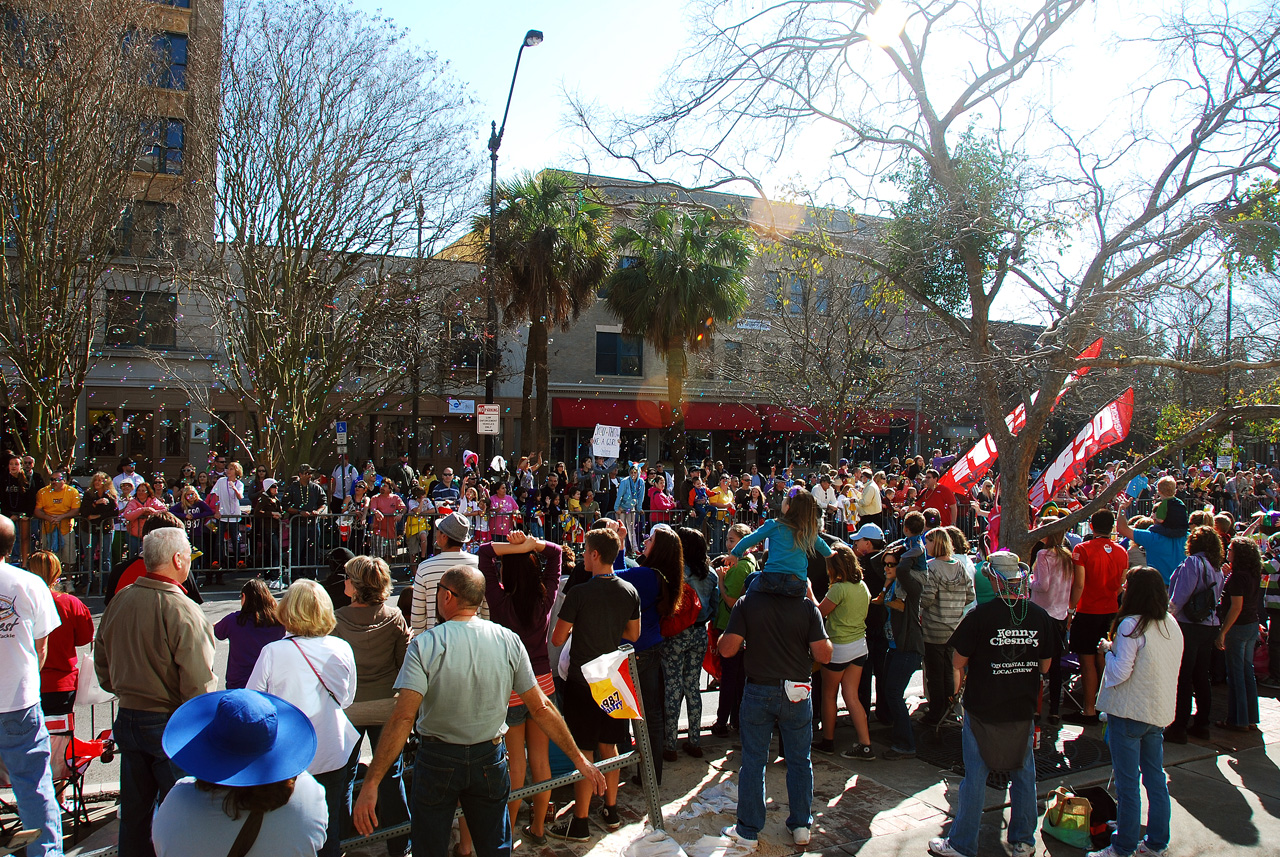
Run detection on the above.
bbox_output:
[1027,388,1135,513]
[938,338,1103,494]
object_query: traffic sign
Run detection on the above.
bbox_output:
[477,404,500,436]
[335,421,348,434]
[336,432,347,444]
[338,443,349,455]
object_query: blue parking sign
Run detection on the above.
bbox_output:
[335,421,347,434]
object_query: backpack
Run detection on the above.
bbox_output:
[1182,555,1218,624]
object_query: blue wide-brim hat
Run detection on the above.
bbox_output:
[163,690,317,787]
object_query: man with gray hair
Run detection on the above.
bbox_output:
[96,525,216,857]
[354,564,606,856]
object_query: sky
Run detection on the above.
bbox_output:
[352,0,692,187]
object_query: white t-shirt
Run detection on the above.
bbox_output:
[246,636,358,774]
[0,560,61,713]
[153,772,326,857]
[112,472,145,494]
[211,477,246,521]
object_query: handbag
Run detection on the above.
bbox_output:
[660,582,702,638]
[1041,786,1116,850]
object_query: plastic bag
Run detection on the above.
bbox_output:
[75,647,115,706]
[580,649,642,719]
[624,829,689,857]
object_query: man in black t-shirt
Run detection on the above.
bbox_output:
[549,527,640,842]
[929,551,1052,857]
[719,586,832,848]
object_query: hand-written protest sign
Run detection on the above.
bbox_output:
[592,424,621,458]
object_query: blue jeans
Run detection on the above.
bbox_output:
[735,683,813,840]
[114,707,180,857]
[86,526,112,595]
[345,725,409,856]
[1105,715,1171,854]
[314,747,358,857]
[0,704,62,857]
[945,715,1037,857]
[748,572,807,598]
[883,648,922,753]
[1225,623,1261,726]
[411,739,510,857]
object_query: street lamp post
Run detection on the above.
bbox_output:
[412,199,424,471]
[486,28,543,470]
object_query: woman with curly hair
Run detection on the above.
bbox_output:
[1165,525,1225,743]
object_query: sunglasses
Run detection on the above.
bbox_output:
[883,560,900,568]
[435,583,459,599]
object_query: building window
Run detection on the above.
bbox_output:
[152,0,192,7]
[596,332,643,377]
[112,201,182,258]
[139,119,183,175]
[152,32,187,89]
[104,290,177,348]
[723,341,742,377]
[788,277,804,315]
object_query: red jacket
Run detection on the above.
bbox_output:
[40,591,94,693]
[912,484,958,527]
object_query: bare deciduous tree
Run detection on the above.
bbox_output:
[184,0,481,472]
[0,0,210,471]
[576,0,1280,556]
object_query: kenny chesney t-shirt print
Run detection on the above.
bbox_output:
[949,598,1054,722]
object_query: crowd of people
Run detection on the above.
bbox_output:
[0,443,1278,857]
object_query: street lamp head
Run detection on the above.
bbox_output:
[524,30,544,47]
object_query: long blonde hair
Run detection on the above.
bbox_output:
[780,488,822,557]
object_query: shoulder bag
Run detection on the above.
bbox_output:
[227,810,265,857]
[291,638,341,706]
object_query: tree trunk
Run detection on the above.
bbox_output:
[666,349,688,468]
[531,319,551,459]
[519,325,536,457]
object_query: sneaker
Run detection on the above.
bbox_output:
[1258,675,1280,689]
[683,741,705,759]
[599,804,622,831]
[812,737,836,755]
[546,817,591,842]
[882,747,916,760]
[521,825,547,847]
[1010,843,1036,857]
[720,825,758,850]
[1085,847,1130,857]
[711,721,731,738]
[840,743,876,761]
[792,827,811,846]
[927,837,966,857]
[1136,842,1169,857]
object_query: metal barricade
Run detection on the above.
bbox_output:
[73,647,664,857]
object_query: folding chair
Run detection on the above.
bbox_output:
[43,712,115,843]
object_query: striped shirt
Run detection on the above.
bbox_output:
[410,551,483,634]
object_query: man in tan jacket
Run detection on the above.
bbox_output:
[96,525,215,857]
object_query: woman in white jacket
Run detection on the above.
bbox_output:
[1089,567,1184,857]
[248,580,358,857]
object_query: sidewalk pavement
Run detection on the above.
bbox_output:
[499,690,1280,857]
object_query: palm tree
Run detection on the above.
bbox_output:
[476,171,613,458]
[604,205,754,471]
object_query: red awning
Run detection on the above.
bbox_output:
[684,402,762,431]
[760,405,823,433]
[552,397,672,429]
